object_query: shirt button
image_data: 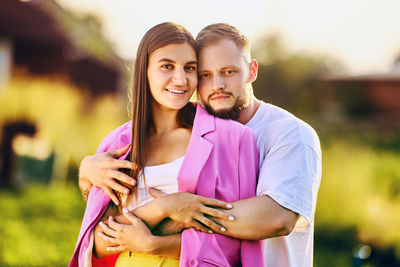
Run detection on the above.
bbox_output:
[189,258,198,267]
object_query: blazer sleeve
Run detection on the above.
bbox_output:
[69,123,131,267]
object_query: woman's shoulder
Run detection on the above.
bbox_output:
[96,121,132,153]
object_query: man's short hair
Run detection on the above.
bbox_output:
[196,23,250,57]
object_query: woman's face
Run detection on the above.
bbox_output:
[147,42,197,111]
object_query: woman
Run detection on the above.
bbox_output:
[70,22,264,267]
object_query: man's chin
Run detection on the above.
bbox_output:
[204,104,241,120]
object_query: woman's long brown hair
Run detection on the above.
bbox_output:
[117,22,196,210]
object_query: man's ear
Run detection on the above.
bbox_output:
[248,59,258,83]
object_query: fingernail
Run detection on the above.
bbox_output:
[123,208,129,213]
[228,215,235,221]
[106,247,111,251]
[208,230,213,234]
[99,222,104,227]
[97,232,101,236]
[124,189,130,194]
[220,227,226,232]
[130,179,135,185]
[226,204,233,208]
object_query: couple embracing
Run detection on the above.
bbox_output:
[70,22,321,267]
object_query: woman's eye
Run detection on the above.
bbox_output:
[185,66,196,71]
[162,64,173,70]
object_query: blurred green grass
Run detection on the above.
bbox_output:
[0,184,85,267]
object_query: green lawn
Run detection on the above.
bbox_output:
[0,184,85,267]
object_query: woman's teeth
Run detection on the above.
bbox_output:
[166,89,185,94]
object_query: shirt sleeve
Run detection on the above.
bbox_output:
[256,140,322,231]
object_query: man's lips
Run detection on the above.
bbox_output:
[209,94,231,101]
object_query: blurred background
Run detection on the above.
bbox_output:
[0,0,399,266]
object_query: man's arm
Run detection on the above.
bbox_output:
[213,195,299,240]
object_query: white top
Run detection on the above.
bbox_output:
[84,156,184,267]
[125,156,184,210]
[246,102,322,267]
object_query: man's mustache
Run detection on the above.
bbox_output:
[208,91,233,101]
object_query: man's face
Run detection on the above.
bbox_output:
[197,39,252,120]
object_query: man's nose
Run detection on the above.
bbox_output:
[212,75,225,91]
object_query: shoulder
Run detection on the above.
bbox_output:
[254,103,320,155]
[96,121,132,154]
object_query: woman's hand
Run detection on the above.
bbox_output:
[97,209,159,255]
[79,144,137,205]
[150,188,235,234]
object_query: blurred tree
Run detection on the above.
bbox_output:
[252,33,346,117]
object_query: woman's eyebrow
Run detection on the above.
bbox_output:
[158,58,175,63]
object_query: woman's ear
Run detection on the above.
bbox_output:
[248,59,258,83]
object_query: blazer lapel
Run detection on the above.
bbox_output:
[178,104,214,193]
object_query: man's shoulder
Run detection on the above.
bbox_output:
[254,103,320,149]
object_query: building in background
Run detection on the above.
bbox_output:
[0,0,125,96]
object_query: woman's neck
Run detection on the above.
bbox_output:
[150,104,181,135]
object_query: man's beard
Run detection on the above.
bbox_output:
[203,97,246,121]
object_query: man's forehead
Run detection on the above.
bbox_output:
[198,39,244,69]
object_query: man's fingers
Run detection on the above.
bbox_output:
[200,196,232,209]
[107,176,131,194]
[110,170,136,187]
[149,188,167,198]
[104,188,120,206]
[200,206,235,222]
[108,144,131,158]
[114,159,139,171]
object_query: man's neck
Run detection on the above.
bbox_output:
[237,96,261,125]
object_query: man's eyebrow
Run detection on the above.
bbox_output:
[186,61,197,65]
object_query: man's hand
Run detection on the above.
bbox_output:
[79,144,137,205]
[150,188,235,234]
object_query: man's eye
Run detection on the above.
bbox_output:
[223,70,233,75]
[200,73,210,79]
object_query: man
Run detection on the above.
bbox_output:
[79,23,321,266]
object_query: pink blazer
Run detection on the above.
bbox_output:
[69,104,265,267]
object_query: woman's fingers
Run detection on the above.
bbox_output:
[199,196,232,209]
[189,219,212,233]
[97,231,118,244]
[192,213,226,233]
[200,206,235,222]
[106,245,126,253]
[99,221,117,237]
